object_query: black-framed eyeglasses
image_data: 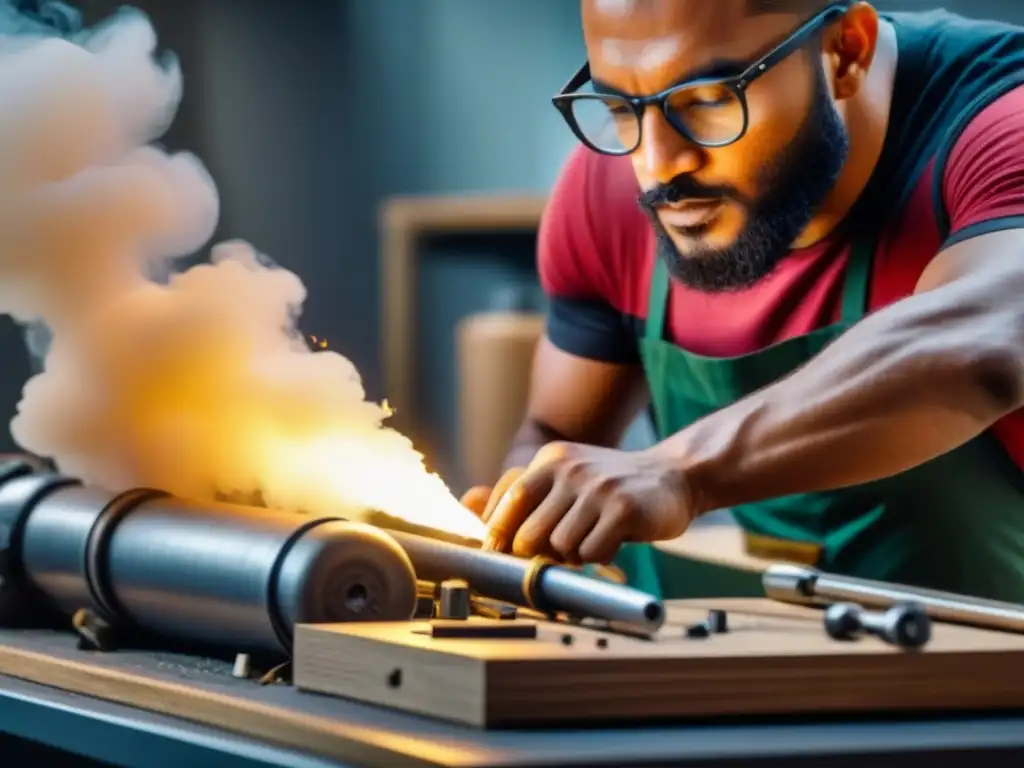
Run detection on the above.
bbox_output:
[552,1,851,155]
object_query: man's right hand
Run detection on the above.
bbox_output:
[458,334,649,548]
[460,462,630,584]
[460,466,525,525]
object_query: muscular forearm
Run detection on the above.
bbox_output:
[656,273,1024,515]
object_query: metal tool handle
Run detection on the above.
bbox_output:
[383,528,666,633]
[763,563,1024,634]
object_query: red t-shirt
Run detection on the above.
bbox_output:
[539,85,1024,467]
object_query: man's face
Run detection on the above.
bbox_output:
[581,0,851,292]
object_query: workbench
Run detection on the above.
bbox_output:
[2,603,1024,768]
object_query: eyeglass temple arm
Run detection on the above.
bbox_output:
[734,1,852,89]
[559,0,850,96]
[558,62,592,95]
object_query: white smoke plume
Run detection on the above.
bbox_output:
[0,4,485,539]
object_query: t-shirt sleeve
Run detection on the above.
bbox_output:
[538,146,639,364]
[941,84,1024,248]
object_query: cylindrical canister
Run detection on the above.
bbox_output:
[0,471,419,654]
[456,311,545,488]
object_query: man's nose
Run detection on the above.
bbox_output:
[639,109,705,186]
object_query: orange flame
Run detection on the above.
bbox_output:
[260,336,483,540]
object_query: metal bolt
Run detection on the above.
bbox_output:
[438,579,471,620]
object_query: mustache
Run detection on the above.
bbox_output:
[637,175,740,209]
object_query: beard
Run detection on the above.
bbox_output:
[638,62,850,292]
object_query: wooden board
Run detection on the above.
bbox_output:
[655,522,771,573]
[0,627,465,768]
[655,518,823,573]
[293,598,1024,728]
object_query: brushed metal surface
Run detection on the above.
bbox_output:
[386,528,665,632]
[9,473,418,653]
[763,563,1024,633]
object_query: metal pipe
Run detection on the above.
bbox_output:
[762,563,1024,634]
[384,528,666,633]
[0,466,419,654]
[0,457,666,652]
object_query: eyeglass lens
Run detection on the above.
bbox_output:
[569,81,746,152]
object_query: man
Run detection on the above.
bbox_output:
[461,0,1024,602]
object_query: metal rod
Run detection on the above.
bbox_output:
[383,528,666,633]
[762,563,1024,634]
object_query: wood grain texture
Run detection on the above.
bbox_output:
[0,630,447,768]
[4,599,1022,765]
[294,598,1024,728]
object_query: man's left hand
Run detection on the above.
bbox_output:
[481,442,694,564]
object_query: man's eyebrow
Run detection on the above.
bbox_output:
[592,58,748,97]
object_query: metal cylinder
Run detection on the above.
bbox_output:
[761,563,820,605]
[763,563,1024,634]
[438,579,470,619]
[1,471,419,654]
[384,528,666,632]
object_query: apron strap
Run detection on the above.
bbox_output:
[839,236,874,324]
[645,259,671,342]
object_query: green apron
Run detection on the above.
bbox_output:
[622,234,1024,603]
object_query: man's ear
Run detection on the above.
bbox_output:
[824,2,879,101]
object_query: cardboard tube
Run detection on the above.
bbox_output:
[456,312,544,488]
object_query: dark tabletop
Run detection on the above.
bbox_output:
[1,627,1024,768]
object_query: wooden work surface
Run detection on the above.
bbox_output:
[1,600,1023,768]
[655,521,771,572]
[294,599,1024,729]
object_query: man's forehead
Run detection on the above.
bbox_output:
[582,0,741,44]
[581,0,791,86]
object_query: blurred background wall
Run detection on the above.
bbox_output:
[0,0,1021,491]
